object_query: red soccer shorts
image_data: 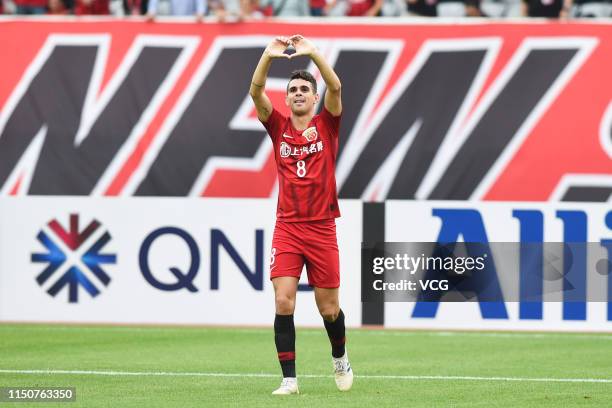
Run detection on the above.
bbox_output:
[270,218,340,288]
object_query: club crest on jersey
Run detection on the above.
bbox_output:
[280,142,291,158]
[303,126,318,142]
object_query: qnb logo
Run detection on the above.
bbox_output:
[31,214,117,303]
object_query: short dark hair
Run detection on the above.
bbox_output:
[287,70,317,94]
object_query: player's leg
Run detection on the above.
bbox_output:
[314,287,344,357]
[304,219,353,391]
[270,248,303,395]
[314,287,353,391]
[273,276,299,382]
[304,220,346,360]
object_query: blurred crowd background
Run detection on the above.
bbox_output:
[1,0,611,20]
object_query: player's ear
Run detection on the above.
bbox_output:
[285,94,290,107]
[314,93,320,104]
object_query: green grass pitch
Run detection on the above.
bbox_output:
[0,324,611,407]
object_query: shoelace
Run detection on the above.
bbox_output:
[333,359,348,374]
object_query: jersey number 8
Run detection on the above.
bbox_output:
[296,160,306,178]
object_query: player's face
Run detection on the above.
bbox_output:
[285,79,319,116]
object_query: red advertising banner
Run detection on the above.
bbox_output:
[0,19,610,201]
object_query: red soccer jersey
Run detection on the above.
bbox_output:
[262,107,341,222]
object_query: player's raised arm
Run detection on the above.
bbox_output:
[290,35,342,117]
[249,37,290,122]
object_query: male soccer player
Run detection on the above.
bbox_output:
[249,35,353,395]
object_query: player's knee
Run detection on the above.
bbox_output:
[319,305,339,322]
[275,294,295,314]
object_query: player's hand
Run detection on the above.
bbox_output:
[288,35,317,59]
[264,37,291,59]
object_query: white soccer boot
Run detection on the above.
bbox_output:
[333,352,353,391]
[271,377,299,395]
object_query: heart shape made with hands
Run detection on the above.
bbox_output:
[268,35,314,59]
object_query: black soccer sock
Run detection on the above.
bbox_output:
[274,314,296,378]
[323,309,346,358]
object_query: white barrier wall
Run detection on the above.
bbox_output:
[1,197,610,331]
[0,197,362,327]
